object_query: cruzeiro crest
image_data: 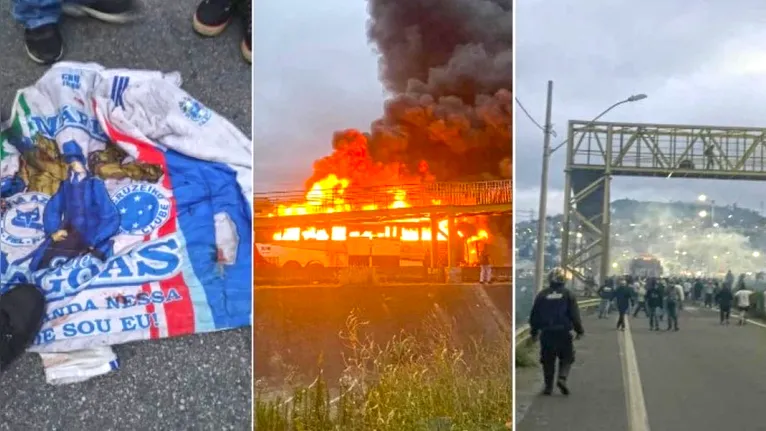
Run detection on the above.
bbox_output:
[1,192,49,247]
[112,183,171,236]
[179,96,212,126]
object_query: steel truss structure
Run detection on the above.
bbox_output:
[561,120,766,285]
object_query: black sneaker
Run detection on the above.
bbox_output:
[240,0,251,63]
[24,24,64,65]
[556,378,570,396]
[0,284,46,371]
[62,0,138,23]
[193,0,236,36]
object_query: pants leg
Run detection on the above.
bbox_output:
[667,303,678,329]
[648,306,657,328]
[720,307,725,323]
[617,310,626,329]
[557,333,575,381]
[539,333,558,390]
[479,265,491,283]
[598,299,608,318]
[12,0,62,29]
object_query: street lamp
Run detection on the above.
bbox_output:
[533,81,647,292]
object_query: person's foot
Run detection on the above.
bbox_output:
[240,0,251,63]
[62,0,139,23]
[556,378,570,396]
[193,0,236,36]
[24,24,64,65]
[0,284,46,371]
[541,387,553,396]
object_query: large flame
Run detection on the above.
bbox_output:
[269,173,488,244]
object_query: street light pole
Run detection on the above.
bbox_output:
[533,89,648,292]
[533,81,554,292]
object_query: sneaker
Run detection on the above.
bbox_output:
[62,0,139,23]
[556,378,570,396]
[24,24,64,65]
[0,284,46,371]
[193,0,236,36]
[240,0,251,63]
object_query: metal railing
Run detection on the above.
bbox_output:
[254,180,512,217]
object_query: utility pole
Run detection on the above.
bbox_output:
[534,81,554,292]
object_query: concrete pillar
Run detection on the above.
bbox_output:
[447,215,454,268]
[430,216,438,268]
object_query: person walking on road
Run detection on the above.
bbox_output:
[734,287,753,326]
[477,247,492,285]
[613,278,633,331]
[715,284,734,325]
[597,279,614,319]
[193,0,252,63]
[665,281,683,331]
[528,267,584,396]
[12,0,138,64]
[645,279,663,331]
[703,281,714,308]
[633,279,648,317]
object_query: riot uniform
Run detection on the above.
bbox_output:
[528,268,585,395]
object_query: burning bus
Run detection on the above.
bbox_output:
[254,174,498,270]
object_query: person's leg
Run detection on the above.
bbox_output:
[61,0,138,24]
[12,0,64,64]
[556,333,574,396]
[616,310,625,330]
[720,307,725,324]
[240,0,251,63]
[598,299,607,318]
[0,284,46,372]
[193,0,236,37]
[539,333,556,395]
[648,306,656,329]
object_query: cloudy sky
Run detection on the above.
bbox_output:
[253,0,384,192]
[516,0,766,216]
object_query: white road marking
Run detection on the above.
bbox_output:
[703,306,766,329]
[619,318,651,431]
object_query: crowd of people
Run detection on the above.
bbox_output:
[595,270,756,330]
[527,267,760,396]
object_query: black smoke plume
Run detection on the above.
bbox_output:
[363,0,512,181]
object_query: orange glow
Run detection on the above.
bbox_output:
[268,173,488,244]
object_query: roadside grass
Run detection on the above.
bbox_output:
[255,312,512,430]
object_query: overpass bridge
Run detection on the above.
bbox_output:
[516,300,766,430]
[254,179,512,227]
[559,120,766,287]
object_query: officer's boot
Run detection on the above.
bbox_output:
[541,360,555,395]
[557,361,572,395]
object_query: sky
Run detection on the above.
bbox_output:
[253,0,385,192]
[515,0,766,215]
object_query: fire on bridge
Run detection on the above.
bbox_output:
[254,175,511,274]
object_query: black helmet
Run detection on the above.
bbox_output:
[548,267,567,285]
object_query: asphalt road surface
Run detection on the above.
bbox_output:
[0,1,252,429]
[516,306,766,430]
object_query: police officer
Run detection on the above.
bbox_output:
[529,267,585,396]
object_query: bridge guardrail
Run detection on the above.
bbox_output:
[515,298,601,346]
